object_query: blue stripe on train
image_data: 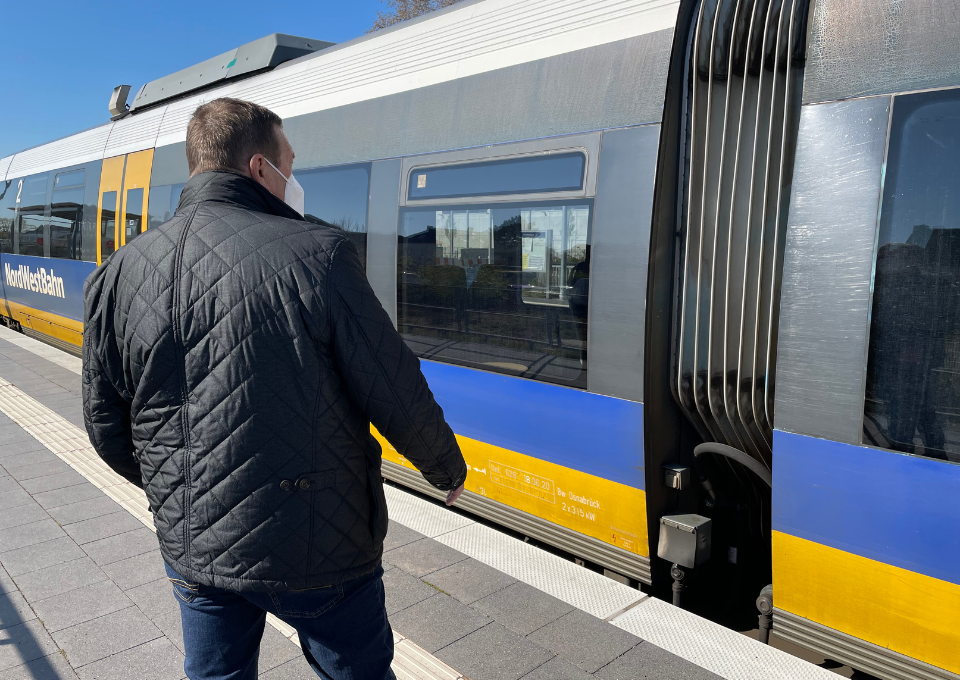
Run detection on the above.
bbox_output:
[773,430,960,586]
[420,360,644,489]
[0,253,96,322]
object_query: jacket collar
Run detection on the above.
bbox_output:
[176,170,304,221]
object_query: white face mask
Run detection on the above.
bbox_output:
[262,157,305,217]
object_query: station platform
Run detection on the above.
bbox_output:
[0,325,845,680]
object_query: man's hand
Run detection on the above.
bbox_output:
[445,484,465,506]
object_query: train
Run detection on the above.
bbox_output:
[1,0,958,677]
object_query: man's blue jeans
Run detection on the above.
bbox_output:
[164,563,395,680]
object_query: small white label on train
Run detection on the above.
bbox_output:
[3,263,66,299]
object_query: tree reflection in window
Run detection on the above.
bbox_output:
[398,201,591,388]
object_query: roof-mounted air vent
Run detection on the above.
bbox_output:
[128,33,333,113]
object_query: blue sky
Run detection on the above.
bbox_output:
[0,0,386,158]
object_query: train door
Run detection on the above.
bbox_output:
[96,149,153,264]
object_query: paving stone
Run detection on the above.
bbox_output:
[257,623,301,673]
[526,609,640,674]
[82,529,160,566]
[0,450,58,470]
[31,580,133,632]
[0,619,61,672]
[472,582,574,636]
[47,497,124,527]
[63,512,145,545]
[151,609,185,654]
[0,651,78,679]
[384,538,467,577]
[52,606,163,667]
[257,657,316,680]
[126,579,179,619]
[19,471,87,495]
[390,593,491,653]
[0,568,15,594]
[594,641,724,680]
[0,537,86,576]
[382,564,441,615]
[0,441,47,461]
[100,551,167,591]
[0,519,66,554]
[32,485,105,511]
[423,558,517,605]
[436,622,553,680]
[0,488,34,511]
[6,460,72,482]
[13,558,108,602]
[75,637,185,680]
[0,589,36,630]
[0,502,48,530]
[383,520,426,552]
[519,656,593,680]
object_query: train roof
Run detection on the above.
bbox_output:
[0,0,681,180]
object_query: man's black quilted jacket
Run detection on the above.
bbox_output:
[82,171,467,591]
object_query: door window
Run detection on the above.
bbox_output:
[863,87,960,462]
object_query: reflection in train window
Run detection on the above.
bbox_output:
[124,188,144,244]
[408,153,586,201]
[50,169,85,260]
[0,178,17,254]
[17,173,48,257]
[864,88,960,462]
[100,191,118,259]
[298,163,370,268]
[147,183,185,229]
[397,200,591,388]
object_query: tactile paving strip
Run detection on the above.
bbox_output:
[610,596,837,680]
[0,372,462,680]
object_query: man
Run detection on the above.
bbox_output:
[82,98,467,680]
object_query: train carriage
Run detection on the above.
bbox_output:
[1,1,958,678]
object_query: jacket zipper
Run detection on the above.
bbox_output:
[172,205,200,568]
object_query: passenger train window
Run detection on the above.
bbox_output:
[147,183,185,229]
[100,192,117,259]
[397,200,591,388]
[864,88,960,463]
[297,163,370,268]
[407,153,586,201]
[50,169,85,260]
[0,178,17,254]
[124,188,144,243]
[17,174,48,257]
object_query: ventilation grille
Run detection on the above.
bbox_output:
[672,0,811,467]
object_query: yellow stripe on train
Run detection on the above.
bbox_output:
[773,531,960,674]
[2,300,83,348]
[373,428,648,557]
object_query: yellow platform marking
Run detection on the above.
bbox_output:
[773,531,960,674]
[374,429,648,557]
[2,299,82,348]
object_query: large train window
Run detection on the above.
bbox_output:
[17,173,48,257]
[50,169,85,260]
[147,183,185,229]
[407,153,585,201]
[397,200,591,388]
[863,87,960,462]
[0,177,17,254]
[297,163,370,268]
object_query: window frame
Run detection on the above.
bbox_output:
[399,133,601,209]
